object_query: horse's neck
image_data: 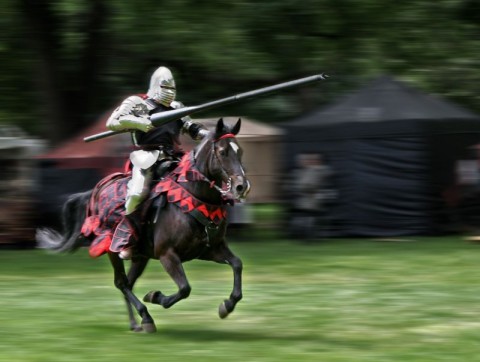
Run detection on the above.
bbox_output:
[188,181,223,205]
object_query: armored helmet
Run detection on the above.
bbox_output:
[147,66,176,106]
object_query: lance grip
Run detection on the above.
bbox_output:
[84,73,328,142]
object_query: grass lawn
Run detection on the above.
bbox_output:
[1,236,480,361]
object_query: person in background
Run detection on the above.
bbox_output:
[106,66,208,259]
[290,152,335,240]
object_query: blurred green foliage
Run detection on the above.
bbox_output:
[1,0,479,143]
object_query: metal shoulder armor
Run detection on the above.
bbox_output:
[106,95,154,133]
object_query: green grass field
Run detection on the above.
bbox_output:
[1,236,480,362]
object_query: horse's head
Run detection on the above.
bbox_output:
[195,118,250,202]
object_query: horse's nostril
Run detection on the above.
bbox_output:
[236,185,244,192]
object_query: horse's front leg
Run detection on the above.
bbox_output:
[143,249,191,309]
[200,243,243,319]
[108,253,156,333]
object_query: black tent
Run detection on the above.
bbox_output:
[281,75,480,237]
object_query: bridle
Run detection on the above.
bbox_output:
[192,133,239,200]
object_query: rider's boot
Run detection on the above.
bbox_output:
[119,247,133,260]
[115,165,152,260]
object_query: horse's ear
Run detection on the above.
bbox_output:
[232,118,241,135]
[215,118,225,136]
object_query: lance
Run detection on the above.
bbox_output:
[84,73,329,142]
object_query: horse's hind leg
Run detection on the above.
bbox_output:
[124,257,149,331]
[143,249,191,309]
[108,253,156,333]
[200,243,243,319]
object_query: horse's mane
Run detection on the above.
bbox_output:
[192,132,212,157]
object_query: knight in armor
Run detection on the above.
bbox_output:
[106,66,208,259]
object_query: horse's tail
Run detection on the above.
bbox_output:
[36,190,92,253]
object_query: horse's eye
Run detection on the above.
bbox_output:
[219,149,226,157]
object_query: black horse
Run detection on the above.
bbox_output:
[37,118,250,333]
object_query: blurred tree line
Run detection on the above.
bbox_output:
[1,0,479,144]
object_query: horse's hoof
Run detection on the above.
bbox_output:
[143,291,158,303]
[131,325,143,333]
[218,301,229,319]
[142,322,157,333]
